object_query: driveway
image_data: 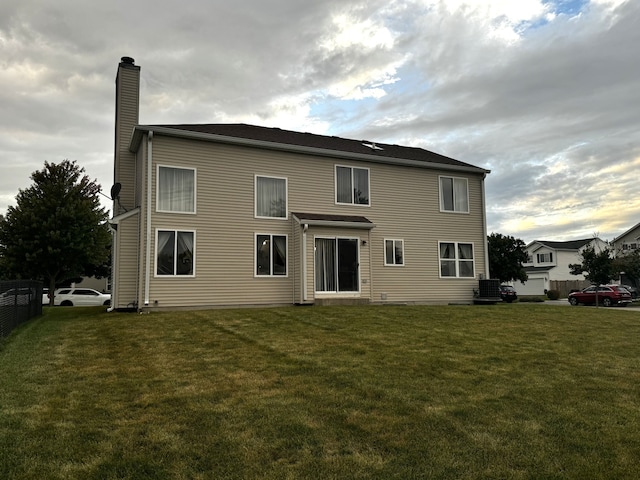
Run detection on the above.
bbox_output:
[544,299,640,311]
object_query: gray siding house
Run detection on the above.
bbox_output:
[110,57,491,310]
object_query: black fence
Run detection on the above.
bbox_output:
[0,280,43,339]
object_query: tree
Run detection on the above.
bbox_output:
[0,160,111,305]
[613,250,640,287]
[569,245,615,286]
[487,233,529,284]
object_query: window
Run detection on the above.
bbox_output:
[255,176,287,219]
[156,230,195,276]
[439,176,469,213]
[439,242,474,278]
[537,252,553,263]
[336,165,369,205]
[384,239,404,266]
[157,166,196,213]
[256,234,287,276]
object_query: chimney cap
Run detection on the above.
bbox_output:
[120,56,135,65]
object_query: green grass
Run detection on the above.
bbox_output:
[1,304,640,479]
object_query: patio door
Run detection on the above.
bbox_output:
[315,238,359,293]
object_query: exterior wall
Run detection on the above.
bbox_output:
[550,250,583,281]
[113,212,140,309]
[130,133,488,308]
[113,61,140,214]
[71,277,109,292]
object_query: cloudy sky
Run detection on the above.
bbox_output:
[1,0,638,243]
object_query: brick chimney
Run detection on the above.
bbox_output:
[113,56,140,215]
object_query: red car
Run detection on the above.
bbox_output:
[568,285,632,307]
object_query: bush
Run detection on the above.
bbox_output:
[518,296,546,303]
[546,289,561,300]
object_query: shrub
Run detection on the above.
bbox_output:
[518,296,546,303]
[546,289,561,300]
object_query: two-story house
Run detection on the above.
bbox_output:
[109,57,491,310]
[518,238,608,295]
[611,222,640,257]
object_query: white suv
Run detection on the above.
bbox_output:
[53,288,111,307]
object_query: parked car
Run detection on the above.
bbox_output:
[499,285,517,303]
[621,284,638,299]
[568,285,632,307]
[53,288,111,307]
[42,288,50,305]
[0,287,36,306]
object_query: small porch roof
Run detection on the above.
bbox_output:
[292,212,376,230]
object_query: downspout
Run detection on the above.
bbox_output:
[481,174,490,279]
[302,224,308,301]
[107,225,117,312]
[144,131,153,307]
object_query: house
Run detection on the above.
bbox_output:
[109,57,491,310]
[518,238,608,295]
[611,222,640,257]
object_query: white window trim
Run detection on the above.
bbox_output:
[439,175,469,214]
[156,165,197,214]
[254,233,288,278]
[438,241,475,279]
[335,164,371,207]
[254,175,288,220]
[384,238,405,266]
[154,228,196,278]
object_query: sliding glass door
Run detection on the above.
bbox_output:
[315,238,359,293]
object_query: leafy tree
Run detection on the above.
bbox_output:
[487,233,529,284]
[613,250,640,287]
[569,245,615,286]
[0,160,111,304]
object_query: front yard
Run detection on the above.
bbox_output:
[1,304,639,479]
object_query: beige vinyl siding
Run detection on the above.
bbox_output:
[114,66,139,215]
[113,213,140,309]
[134,133,486,308]
[367,163,486,304]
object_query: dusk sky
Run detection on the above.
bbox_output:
[1,0,637,244]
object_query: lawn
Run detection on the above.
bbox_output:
[1,304,639,479]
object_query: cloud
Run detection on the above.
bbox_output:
[0,0,638,244]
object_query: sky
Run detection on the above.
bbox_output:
[1,0,638,244]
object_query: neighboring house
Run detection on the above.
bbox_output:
[611,222,640,257]
[109,57,491,310]
[518,238,608,295]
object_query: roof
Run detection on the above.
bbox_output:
[292,212,375,230]
[525,266,556,273]
[528,238,595,251]
[130,123,489,175]
[612,221,640,243]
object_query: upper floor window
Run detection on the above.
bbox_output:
[439,241,475,278]
[439,176,468,213]
[156,229,195,276]
[157,166,196,213]
[384,239,405,266]
[537,252,553,263]
[336,165,369,206]
[255,175,287,219]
